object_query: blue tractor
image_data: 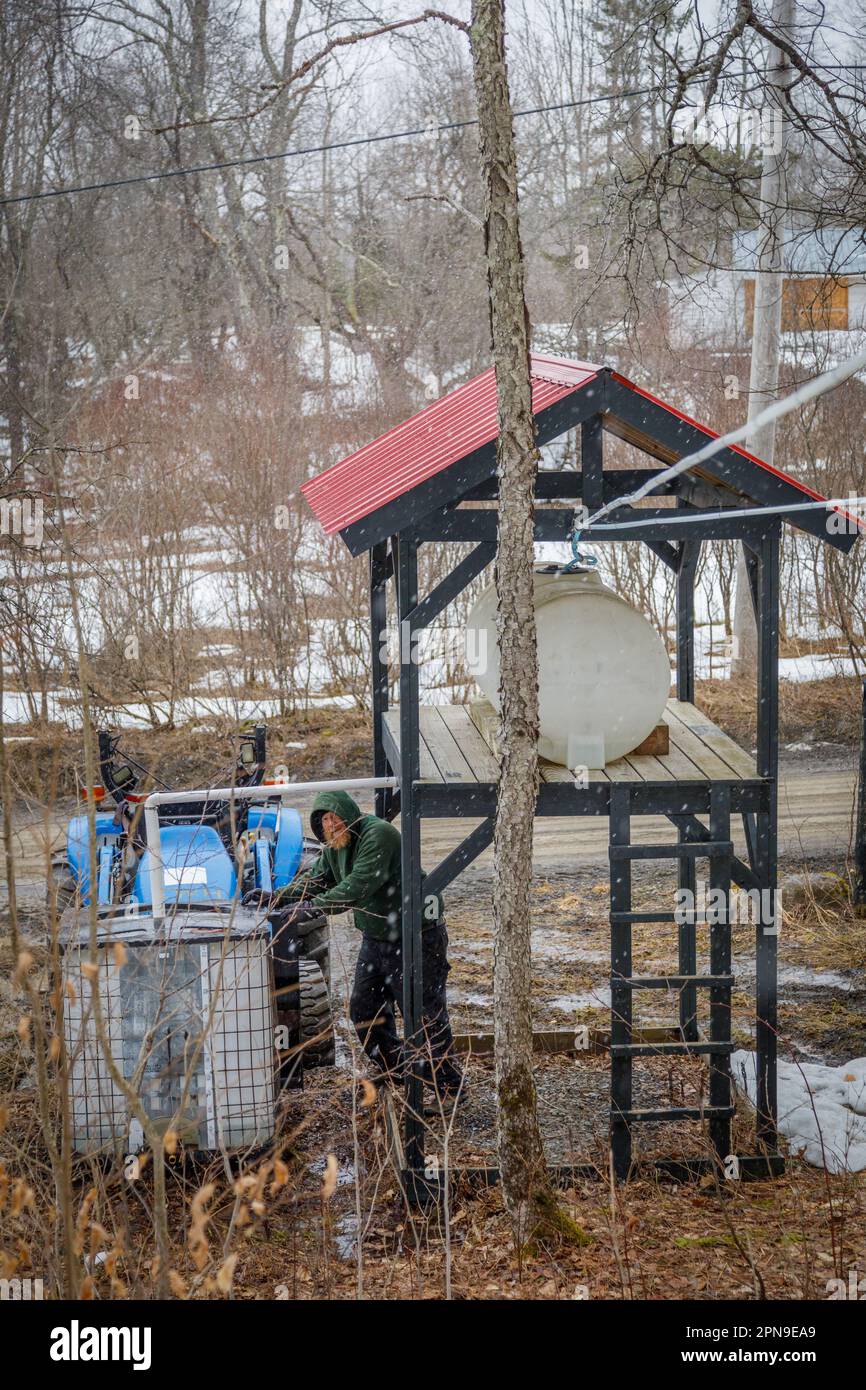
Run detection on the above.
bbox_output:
[51,724,334,1070]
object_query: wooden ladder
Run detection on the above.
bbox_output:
[608,784,735,1180]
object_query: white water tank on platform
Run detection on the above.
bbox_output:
[465,566,672,768]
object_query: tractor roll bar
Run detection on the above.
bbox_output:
[143,777,398,924]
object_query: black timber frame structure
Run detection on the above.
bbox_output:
[325,364,857,1198]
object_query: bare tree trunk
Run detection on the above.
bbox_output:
[469,0,584,1247]
[732,0,795,675]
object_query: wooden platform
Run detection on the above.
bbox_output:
[382,698,757,785]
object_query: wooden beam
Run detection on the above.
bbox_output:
[424,818,495,898]
[581,414,604,512]
[407,542,494,629]
[463,468,677,502]
[416,505,773,545]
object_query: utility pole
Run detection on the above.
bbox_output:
[732,0,795,676]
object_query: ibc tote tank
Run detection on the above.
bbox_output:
[465,565,671,769]
[61,914,276,1154]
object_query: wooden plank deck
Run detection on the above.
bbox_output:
[382,699,758,785]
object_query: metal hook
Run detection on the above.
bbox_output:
[563,519,598,573]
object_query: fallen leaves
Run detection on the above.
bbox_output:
[321,1153,339,1201]
[188,1183,216,1271]
[216,1253,238,1294]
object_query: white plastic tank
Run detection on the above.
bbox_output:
[465,565,671,768]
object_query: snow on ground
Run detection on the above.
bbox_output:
[778,653,860,681]
[0,690,354,729]
[732,1050,866,1173]
[1,531,860,726]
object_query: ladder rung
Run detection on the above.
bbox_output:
[610,1041,735,1057]
[610,911,679,924]
[609,841,732,861]
[618,1105,736,1124]
[614,974,734,990]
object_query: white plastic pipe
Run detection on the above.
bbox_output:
[583,343,866,531]
[143,777,397,924]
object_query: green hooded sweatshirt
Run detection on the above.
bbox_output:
[279,790,442,942]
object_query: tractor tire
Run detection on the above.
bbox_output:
[298,958,335,1068]
[49,856,78,915]
[296,911,330,984]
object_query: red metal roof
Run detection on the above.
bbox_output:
[302,354,854,537]
[301,354,599,536]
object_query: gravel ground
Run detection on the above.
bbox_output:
[322,849,866,1165]
[425,1052,719,1167]
[3,790,863,1163]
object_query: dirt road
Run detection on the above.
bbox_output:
[416,765,858,871]
[1,765,857,902]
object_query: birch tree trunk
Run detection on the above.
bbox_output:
[469,0,581,1245]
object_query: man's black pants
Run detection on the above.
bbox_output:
[349,922,463,1092]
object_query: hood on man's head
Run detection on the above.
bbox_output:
[309,789,364,843]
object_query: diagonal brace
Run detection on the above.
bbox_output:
[407,543,495,630]
[423,818,495,899]
[667,813,761,891]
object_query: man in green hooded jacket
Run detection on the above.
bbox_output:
[260,789,463,1102]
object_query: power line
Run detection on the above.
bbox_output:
[4,55,861,210]
[5,53,863,211]
[0,85,674,209]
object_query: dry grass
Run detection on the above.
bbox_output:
[2,1060,864,1301]
[697,674,862,750]
[4,711,372,806]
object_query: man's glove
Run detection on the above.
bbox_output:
[242,888,272,909]
[273,900,321,926]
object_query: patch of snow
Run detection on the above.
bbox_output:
[449,987,492,1008]
[731,963,854,992]
[732,1050,866,1173]
[779,653,859,681]
[778,965,854,992]
[549,988,612,1012]
[531,930,610,965]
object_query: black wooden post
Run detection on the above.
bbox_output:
[676,538,699,705]
[755,524,780,1155]
[580,415,604,514]
[609,784,633,1182]
[395,531,425,1175]
[676,537,701,1039]
[370,540,390,819]
[854,680,866,908]
[708,784,733,1164]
